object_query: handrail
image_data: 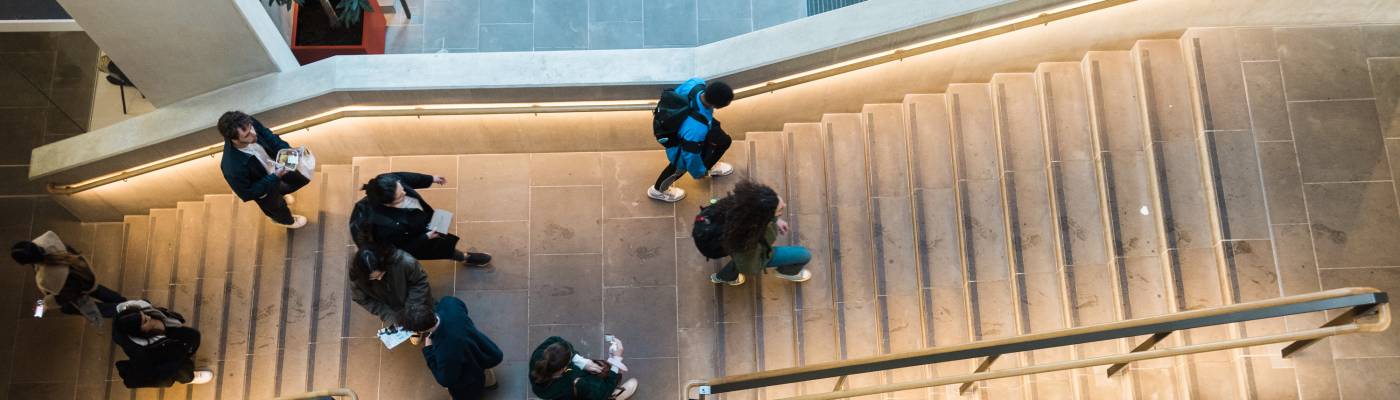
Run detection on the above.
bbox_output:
[273,388,359,400]
[46,0,1133,195]
[683,287,1389,399]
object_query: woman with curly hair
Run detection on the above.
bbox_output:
[705,180,812,285]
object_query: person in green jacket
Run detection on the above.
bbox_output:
[529,336,638,399]
[708,180,813,286]
[350,243,434,328]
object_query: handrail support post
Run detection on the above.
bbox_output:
[958,354,1001,394]
[833,375,848,392]
[1106,331,1173,377]
[1281,304,1378,358]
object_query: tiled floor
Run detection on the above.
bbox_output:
[384,0,816,54]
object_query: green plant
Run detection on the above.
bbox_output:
[267,0,372,28]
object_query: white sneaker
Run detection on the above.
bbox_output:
[710,273,745,286]
[646,186,686,203]
[483,368,498,388]
[281,215,308,229]
[614,378,639,400]
[708,162,735,177]
[190,369,214,385]
[283,194,296,205]
[776,269,812,283]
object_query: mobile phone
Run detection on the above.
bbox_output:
[33,300,45,318]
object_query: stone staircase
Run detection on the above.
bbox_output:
[44,25,1395,399]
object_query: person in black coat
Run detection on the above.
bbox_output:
[349,172,491,265]
[111,300,212,388]
[402,297,503,399]
[217,111,310,228]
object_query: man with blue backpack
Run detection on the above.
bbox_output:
[648,78,736,202]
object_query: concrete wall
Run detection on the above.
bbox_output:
[55,0,299,106]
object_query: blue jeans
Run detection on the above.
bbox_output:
[716,246,811,282]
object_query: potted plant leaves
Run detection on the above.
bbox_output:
[269,0,386,65]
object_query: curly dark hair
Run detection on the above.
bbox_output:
[530,341,571,384]
[217,111,254,142]
[713,180,779,254]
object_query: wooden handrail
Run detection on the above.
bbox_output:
[684,287,1388,398]
[273,388,359,400]
[47,0,1133,195]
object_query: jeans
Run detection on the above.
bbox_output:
[653,128,733,191]
[715,245,811,282]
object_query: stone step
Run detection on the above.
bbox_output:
[248,200,293,399]
[747,130,801,399]
[280,173,325,396]
[821,112,885,398]
[784,122,842,395]
[166,202,207,400]
[989,72,1076,399]
[904,93,975,399]
[142,208,181,400]
[74,222,127,397]
[216,200,268,400]
[189,194,237,400]
[1035,60,1132,399]
[107,214,149,398]
[311,164,355,392]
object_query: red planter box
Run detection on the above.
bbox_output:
[289,2,386,65]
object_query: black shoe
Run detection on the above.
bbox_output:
[464,252,492,267]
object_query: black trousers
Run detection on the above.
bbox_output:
[254,172,311,225]
[653,129,733,191]
[58,284,127,318]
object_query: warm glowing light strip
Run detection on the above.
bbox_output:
[48,0,1128,195]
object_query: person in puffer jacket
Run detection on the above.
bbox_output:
[111,300,212,388]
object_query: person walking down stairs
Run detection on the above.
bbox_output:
[350,172,492,266]
[647,77,736,202]
[111,300,213,388]
[402,297,503,400]
[697,180,813,286]
[529,336,639,400]
[350,244,434,329]
[217,111,311,229]
[11,231,128,325]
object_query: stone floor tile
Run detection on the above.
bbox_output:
[600,151,673,218]
[1363,24,1400,57]
[643,0,697,47]
[391,154,459,188]
[0,166,48,196]
[1289,100,1389,183]
[378,340,450,399]
[1130,367,1180,400]
[1234,27,1279,61]
[6,382,74,400]
[528,323,605,358]
[590,0,644,22]
[676,237,719,329]
[458,154,530,221]
[424,0,481,50]
[1371,58,1400,138]
[1242,61,1291,141]
[698,18,750,44]
[11,316,83,383]
[343,338,382,400]
[1205,131,1271,240]
[530,153,602,186]
[1271,224,1321,296]
[604,286,679,358]
[1256,142,1307,225]
[533,0,588,50]
[529,253,603,325]
[1184,361,1241,399]
[421,260,457,311]
[529,186,602,254]
[603,217,677,287]
[483,360,527,399]
[1305,182,1400,268]
[1335,357,1400,399]
[456,290,529,361]
[1244,356,1299,399]
[1319,267,1400,357]
[0,108,44,165]
[752,0,804,30]
[588,21,644,50]
[1277,26,1372,101]
[481,0,531,23]
[457,220,530,290]
[678,325,720,383]
[1225,239,1278,304]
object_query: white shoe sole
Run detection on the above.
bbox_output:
[647,189,686,203]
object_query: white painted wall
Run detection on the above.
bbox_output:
[55,0,299,106]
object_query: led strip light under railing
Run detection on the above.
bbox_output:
[47,0,1132,195]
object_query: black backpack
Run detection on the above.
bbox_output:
[691,204,729,259]
[652,84,709,149]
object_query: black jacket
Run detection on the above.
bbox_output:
[220,119,300,202]
[350,249,434,326]
[423,296,503,399]
[349,172,459,260]
[113,323,200,388]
